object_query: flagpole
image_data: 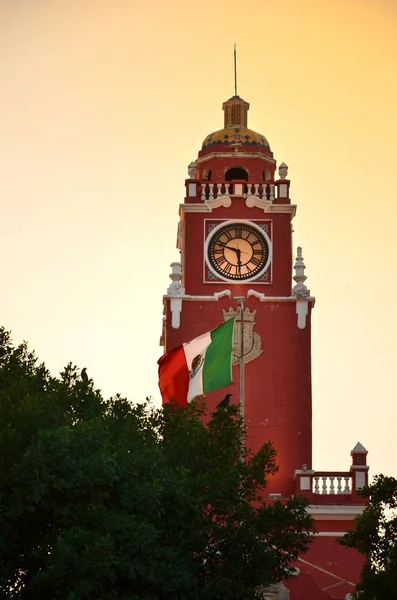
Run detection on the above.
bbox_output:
[234,296,245,459]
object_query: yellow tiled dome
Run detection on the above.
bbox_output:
[202,126,270,150]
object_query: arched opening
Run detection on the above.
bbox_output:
[203,169,212,181]
[225,167,248,181]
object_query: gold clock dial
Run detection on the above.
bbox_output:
[207,222,269,281]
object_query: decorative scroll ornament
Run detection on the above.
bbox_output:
[223,307,262,365]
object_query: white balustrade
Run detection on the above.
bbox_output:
[196,181,278,201]
[313,474,351,495]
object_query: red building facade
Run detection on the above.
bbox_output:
[160,94,368,599]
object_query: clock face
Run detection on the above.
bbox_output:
[206,222,270,281]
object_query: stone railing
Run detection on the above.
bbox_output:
[294,469,365,503]
[185,179,291,203]
[294,445,369,504]
[200,181,275,201]
[311,472,352,495]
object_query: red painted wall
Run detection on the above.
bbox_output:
[164,295,312,498]
[183,206,293,297]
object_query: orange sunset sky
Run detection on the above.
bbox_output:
[1,0,396,478]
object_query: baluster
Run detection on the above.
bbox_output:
[336,476,343,494]
[321,476,328,494]
[208,183,214,200]
[254,183,260,197]
[314,476,320,494]
[329,476,335,495]
[201,183,207,201]
[343,476,351,494]
[225,182,231,196]
[269,183,275,201]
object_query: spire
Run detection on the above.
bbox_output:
[222,46,249,128]
[292,247,310,298]
[234,43,238,97]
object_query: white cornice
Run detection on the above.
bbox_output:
[313,531,348,537]
[179,201,297,216]
[197,152,276,165]
[308,504,365,520]
[163,290,232,302]
[247,289,316,304]
[180,203,212,214]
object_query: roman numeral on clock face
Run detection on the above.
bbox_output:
[214,255,225,267]
[250,256,262,267]
[222,262,233,275]
[234,225,243,238]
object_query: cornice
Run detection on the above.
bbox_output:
[308,504,365,520]
[247,289,316,304]
[179,199,297,216]
[196,151,276,165]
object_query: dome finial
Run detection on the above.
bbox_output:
[234,43,238,97]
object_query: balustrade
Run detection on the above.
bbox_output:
[196,181,275,202]
[294,469,353,498]
[312,472,351,495]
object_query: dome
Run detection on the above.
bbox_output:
[202,126,270,150]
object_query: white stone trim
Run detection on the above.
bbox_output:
[308,504,365,520]
[179,201,296,216]
[313,531,348,537]
[206,195,232,209]
[296,299,309,329]
[196,152,276,165]
[164,289,232,329]
[245,195,272,211]
[164,290,232,302]
[179,195,232,214]
[245,195,296,217]
[247,289,315,304]
[267,204,296,216]
[180,203,212,214]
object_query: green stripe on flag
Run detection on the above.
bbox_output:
[202,317,235,394]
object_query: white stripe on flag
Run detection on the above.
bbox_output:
[183,331,211,402]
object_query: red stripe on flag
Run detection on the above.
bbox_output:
[157,345,189,406]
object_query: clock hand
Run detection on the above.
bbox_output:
[216,241,249,255]
[216,241,241,254]
[236,251,242,276]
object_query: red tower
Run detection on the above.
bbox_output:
[160,94,367,599]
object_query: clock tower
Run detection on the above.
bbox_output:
[160,93,367,599]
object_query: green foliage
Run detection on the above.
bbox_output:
[341,474,397,599]
[0,326,314,600]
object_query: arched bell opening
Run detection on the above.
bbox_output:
[225,166,248,181]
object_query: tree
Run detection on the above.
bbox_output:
[0,327,314,600]
[340,475,397,599]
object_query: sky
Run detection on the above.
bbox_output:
[1,0,396,479]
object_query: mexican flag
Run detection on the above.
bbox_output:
[158,318,235,406]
